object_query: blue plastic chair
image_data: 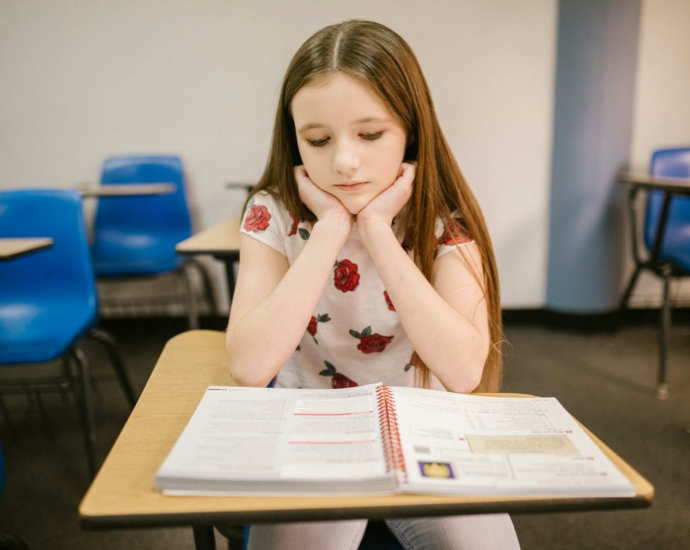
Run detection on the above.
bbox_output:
[0,189,137,478]
[619,147,690,399]
[91,155,216,328]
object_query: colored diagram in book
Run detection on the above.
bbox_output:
[419,461,455,479]
[406,423,514,480]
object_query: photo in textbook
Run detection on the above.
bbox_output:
[154,383,636,498]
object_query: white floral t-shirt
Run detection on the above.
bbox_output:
[240,191,473,391]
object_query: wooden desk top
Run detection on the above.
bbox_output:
[618,171,690,195]
[0,238,53,260]
[176,219,241,256]
[76,183,177,197]
[79,330,653,530]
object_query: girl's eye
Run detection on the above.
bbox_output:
[361,132,383,141]
[306,138,329,147]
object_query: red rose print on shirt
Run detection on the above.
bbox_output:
[288,211,299,236]
[307,317,317,336]
[319,361,358,388]
[384,291,395,311]
[350,326,394,354]
[306,313,331,344]
[334,259,360,292]
[243,205,271,233]
[439,217,472,246]
[404,351,421,372]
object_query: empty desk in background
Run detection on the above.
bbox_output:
[0,238,53,260]
[618,170,690,400]
[225,182,255,195]
[79,330,654,550]
[75,183,177,198]
[176,219,241,299]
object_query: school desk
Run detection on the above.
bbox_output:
[617,170,690,400]
[75,183,177,197]
[79,330,653,550]
[0,238,53,260]
[176,219,241,299]
[224,181,255,194]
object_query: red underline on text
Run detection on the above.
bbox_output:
[288,439,377,444]
[293,411,374,416]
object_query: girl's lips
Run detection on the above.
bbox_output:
[335,182,367,191]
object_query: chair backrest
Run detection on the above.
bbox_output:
[643,147,690,271]
[0,189,98,338]
[93,155,193,243]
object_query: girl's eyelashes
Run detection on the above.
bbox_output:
[305,131,384,147]
[361,131,383,141]
[306,138,329,147]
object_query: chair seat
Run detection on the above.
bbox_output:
[0,300,96,364]
[91,232,187,276]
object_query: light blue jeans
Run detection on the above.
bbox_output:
[247,513,520,550]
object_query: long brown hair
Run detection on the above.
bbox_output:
[245,20,502,392]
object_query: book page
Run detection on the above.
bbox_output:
[156,383,391,489]
[388,387,635,497]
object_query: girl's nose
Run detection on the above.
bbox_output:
[333,146,359,177]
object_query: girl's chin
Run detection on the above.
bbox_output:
[339,194,378,216]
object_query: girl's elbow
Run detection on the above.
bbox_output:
[445,354,486,394]
[230,368,270,388]
[225,345,279,388]
[464,364,484,393]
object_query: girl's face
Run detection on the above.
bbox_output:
[291,73,408,215]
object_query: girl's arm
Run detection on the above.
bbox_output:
[357,165,489,393]
[225,168,353,387]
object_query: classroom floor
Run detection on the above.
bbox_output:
[0,318,689,550]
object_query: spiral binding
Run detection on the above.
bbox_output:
[376,385,407,483]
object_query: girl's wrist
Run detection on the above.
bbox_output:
[357,217,395,247]
[313,213,353,241]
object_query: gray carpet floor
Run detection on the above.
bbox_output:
[0,319,688,549]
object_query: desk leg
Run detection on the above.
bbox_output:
[192,526,216,550]
[217,253,239,302]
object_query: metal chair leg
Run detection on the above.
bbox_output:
[192,526,217,550]
[70,347,97,479]
[88,328,138,409]
[0,393,18,441]
[619,265,642,312]
[180,265,199,330]
[188,258,218,317]
[657,269,672,400]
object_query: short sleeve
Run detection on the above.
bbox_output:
[434,212,475,260]
[240,192,289,257]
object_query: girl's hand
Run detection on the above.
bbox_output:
[357,162,415,228]
[295,166,354,228]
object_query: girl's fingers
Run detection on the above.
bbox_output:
[294,166,352,223]
[357,163,415,225]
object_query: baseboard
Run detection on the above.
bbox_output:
[97,307,690,337]
[503,307,690,331]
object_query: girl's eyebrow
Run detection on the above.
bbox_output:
[297,116,391,133]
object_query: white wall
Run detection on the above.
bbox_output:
[627,0,690,307]
[0,0,558,312]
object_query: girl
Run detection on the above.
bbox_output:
[226,19,519,550]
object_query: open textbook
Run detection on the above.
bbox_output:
[155,383,636,498]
